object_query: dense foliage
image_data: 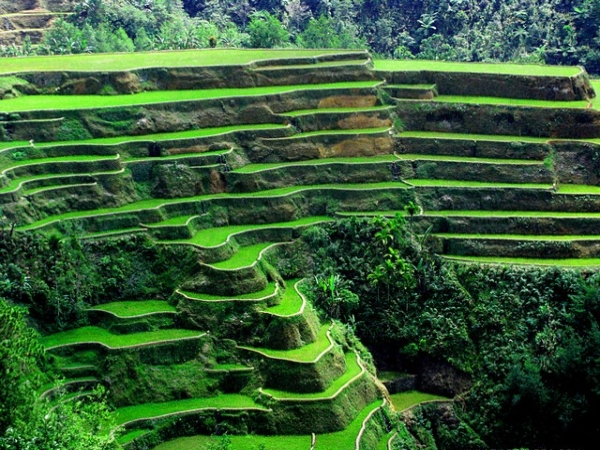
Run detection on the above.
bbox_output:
[0,229,197,333]
[302,215,600,448]
[0,298,121,449]
[3,0,600,73]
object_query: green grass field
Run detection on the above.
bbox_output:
[397,154,542,165]
[423,210,600,218]
[114,394,267,426]
[431,95,588,109]
[389,391,449,411]
[16,181,410,232]
[0,49,359,74]
[315,400,384,449]
[154,434,310,450]
[261,352,362,399]
[41,326,203,349]
[0,81,379,112]
[208,242,275,269]
[234,155,397,173]
[282,105,392,117]
[373,59,581,76]
[288,126,391,138]
[89,300,176,317]
[399,130,552,143]
[265,279,304,316]
[408,179,551,189]
[240,324,332,362]
[435,233,600,241]
[444,255,600,267]
[179,281,277,302]
[0,125,284,152]
[178,216,332,247]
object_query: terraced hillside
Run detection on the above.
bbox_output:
[0,0,75,45]
[2,49,600,448]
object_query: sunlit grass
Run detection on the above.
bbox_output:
[431,95,588,109]
[373,59,581,76]
[266,279,304,316]
[89,300,176,317]
[315,400,384,449]
[234,155,397,173]
[399,130,551,143]
[179,281,277,302]
[262,352,362,399]
[444,255,600,267]
[0,49,358,74]
[41,326,203,349]
[16,181,410,231]
[241,324,331,362]
[289,126,391,138]
[154,434,310,450]
[424,210,600,218]
[283,105,392,117]
[435,233,600,241]
[0,81,379,112]
[389,391,449,411]
[408,179,551,189]
[179,216,332,247]
[114,394,266,425]
[209,242,274,269]
[0,125,284,152]
[397,154,541,165]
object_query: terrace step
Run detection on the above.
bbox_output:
[113,394,270,429]
[411,211,600,236]
[443,255,600,267]
[259,351,363,400]
[396,154,551,184]
[40,377,100,400]
[16,181,413,234]
[432,233,600,259]
[87,300,178,334]
[162,216,333,263]
[314,400,385,449]
[396,132,551,161]
[263,279,306,317]
[41,326,206,351]
[384,84,438,100]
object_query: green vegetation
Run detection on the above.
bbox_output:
[316,400,384,449]
[431,95,589,109]
[390,391,450,411]
[208,242,275,270]
[374,60,581,76]
[283,105,393,117]
[235,156,398,173]
[265,279,304,316]
[435,233,600,241]
[444,256,600,267]
[0,49,354,74]
[0,126,284,152]
[262,352,362,399]
[397,154,542,165]
[179,217,332,248]
[399,131,552,143]
[241,324,331,362]
[0,81,379,113]
[114,394,266,426]
[155,434,310,450]
[179,282,277,302]
[407,179,551,189]
[89,300,176,317]
[41,326,204,349]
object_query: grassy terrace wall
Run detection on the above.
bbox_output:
[5,49,600,447]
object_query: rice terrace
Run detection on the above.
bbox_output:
[2,45,600,449]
